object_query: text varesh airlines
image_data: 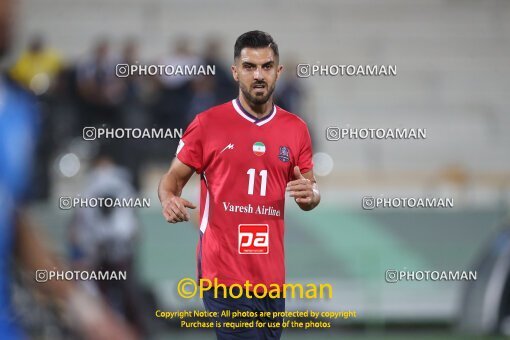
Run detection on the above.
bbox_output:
[223,202,281,217]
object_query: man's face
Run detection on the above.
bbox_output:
[0,0,13,57]
[232,47,283,106]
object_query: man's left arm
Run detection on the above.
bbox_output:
[287,166,320,211]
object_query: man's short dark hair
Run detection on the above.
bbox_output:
[234,30,279,60]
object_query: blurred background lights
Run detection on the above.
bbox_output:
[29,73,51,95]
[58,153,81,177]
[312,152,334,177]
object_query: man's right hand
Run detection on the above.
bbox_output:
[162,196,197,223]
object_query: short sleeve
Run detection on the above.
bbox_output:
[176,115,204,173]
[297,124,314,174]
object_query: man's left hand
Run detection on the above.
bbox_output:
[287,166,315,204]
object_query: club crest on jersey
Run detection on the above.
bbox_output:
[278,146,290,162]
[252,142,266,156]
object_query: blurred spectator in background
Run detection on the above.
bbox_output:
[119,38,142,108]
[0,0,136,338]
[154,36,200,130]
[9,36,65,201]
[274,58,316,144]
[151,36,201,159]
[186,36,236,124]
[68,146,148,337]
[187,75,216,124]
[201,36,236,104]
[9,35,63,96]
[274,58,304,115]
[76,38,123,127]
[117,38,148,190]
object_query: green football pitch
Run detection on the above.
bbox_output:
[30,201,506,338]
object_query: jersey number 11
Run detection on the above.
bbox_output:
[247,168,267,196]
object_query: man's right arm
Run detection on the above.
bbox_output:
[158,157,197,223]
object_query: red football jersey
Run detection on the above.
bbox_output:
[176,99,314,289]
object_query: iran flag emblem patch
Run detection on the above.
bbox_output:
[252,142,266,156]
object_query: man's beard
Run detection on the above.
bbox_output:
[240,81,276,106]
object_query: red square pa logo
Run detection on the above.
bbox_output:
[238,224,269,254]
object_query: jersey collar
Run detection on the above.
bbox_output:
[232,98,277,126]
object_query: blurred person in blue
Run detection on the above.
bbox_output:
[0,0,136,338]
[68,145,148,337]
